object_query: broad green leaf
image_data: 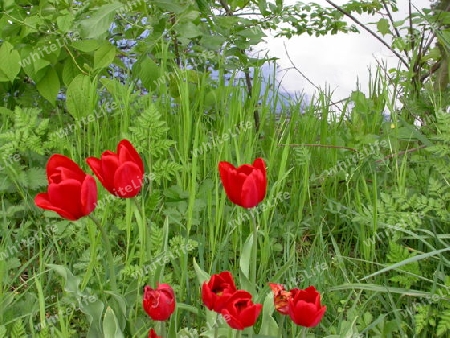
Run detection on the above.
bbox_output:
[72,40,100,53]
[259,292,278,336]
[193,258,210,285]
[81,297,105,338]
[94,43,116,70]
[154,0,185,14]
[36,67,60,106]
[33,57,51,76]
[66,74,97,119]
[133,57,161,91]
[57,13,74,33]
[0,69,8,82]
[393,37,407,50]
[79,3,123,39]
[240,233,253,279]
[377,18,390,36]
[0,41,21,82]
[201,36,226,50]
[176,22,203,39]
[102,307,124,338]
[62,58,81,86]
[46,264,81,295]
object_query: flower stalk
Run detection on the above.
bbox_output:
[88,215,117,293]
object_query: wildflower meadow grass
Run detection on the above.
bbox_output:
[1,1,450,337]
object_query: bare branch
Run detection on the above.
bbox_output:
[325,0,409,68]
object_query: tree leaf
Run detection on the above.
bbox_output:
[79,3,123,39]
[36,67,60,106]
[132,57,161,91]
[377,18,390,36]
[94,42,116,70]
[66,74,97,120]
[175,22,203,38]
[0,41,21,82]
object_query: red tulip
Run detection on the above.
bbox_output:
[35,154,97,220]
[148,329,161,338]
[220,290,262,330]
[288,286,326,327]
[86,139,144,198]
[143,284,176,321]
[218,158,267,208]
[269,283,297,315]
[202,271,237,313]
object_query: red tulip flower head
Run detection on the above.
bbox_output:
[269,283,297,315]
[148,329,161,338]
[288,286,326,328]
[220,290,262,330]
[218,158,267,208]
[86,139,144,198]
[35,154,97,220]
[202,271,237,313]
[143,284,176,321]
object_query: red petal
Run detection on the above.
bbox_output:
[118,139,144,173]
[47,180,84,220]
[46,154,85,180]
[240,173,260,208]
[35,192,78,220]
[97,151,119,194]
[219,162,242,206]
[240,303,262,328]
[113,162,143,197]
[81,175,98,215]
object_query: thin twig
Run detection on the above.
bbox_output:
[408,0,415,57]
[282,42,344,112]
[325,0,409,68]
[375,145,427,163]
[381,0,410,62]
[279,143,358,152]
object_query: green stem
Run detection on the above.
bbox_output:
[300,326,308,338]
[249,212,258,338]
[250,212,258,291]
[214,313,220,338]
[235,330,242,338]
[89,215,118,294]
[159,321,167,338]
[279,315,285,337]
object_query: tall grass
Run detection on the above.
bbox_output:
[1,53,449,337]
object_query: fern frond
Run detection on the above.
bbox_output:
[10,319,26,338]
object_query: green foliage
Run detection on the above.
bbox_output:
[128,103,182,184]
[1,0,450,337]
[0,107,48,156]
[386,241,420,289]
[10,320,26,338]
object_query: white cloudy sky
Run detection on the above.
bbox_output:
[257,0,431,100]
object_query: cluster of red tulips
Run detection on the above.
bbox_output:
[35,139,144,219]
[35,139,326,337]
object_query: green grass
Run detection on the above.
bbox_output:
[0,58,450,338]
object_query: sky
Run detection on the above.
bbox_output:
[257,0,431,101]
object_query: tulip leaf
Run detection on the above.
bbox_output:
[103,307,124,338]
[258,292,279,336]
[239,233,253,279]
[46,263,81,295]
[239,233,257,297]
[104,291,127,329]
[66,74,98,120]
[193,258,210,285]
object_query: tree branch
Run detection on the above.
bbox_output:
[325,0,409,68]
